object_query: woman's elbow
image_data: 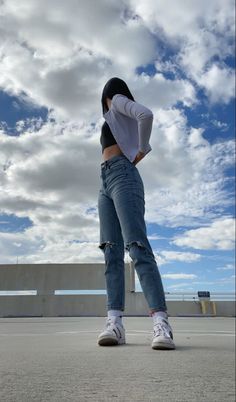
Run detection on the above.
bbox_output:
[140,111,153,122]
[148,111,154,120]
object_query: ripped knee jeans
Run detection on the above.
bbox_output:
[98,155,167,314]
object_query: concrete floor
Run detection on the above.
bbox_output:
[0,317,235,402]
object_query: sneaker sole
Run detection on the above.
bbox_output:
[98,336,126,346]
[152,342,176,350]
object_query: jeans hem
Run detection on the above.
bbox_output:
[148,309,168,316]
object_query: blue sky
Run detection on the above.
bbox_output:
[0,0,235,295]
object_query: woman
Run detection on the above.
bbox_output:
[97,77,175,350]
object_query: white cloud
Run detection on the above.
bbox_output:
[211,120,228,131]
[198,64,235,104]
[160,251,201,263]
[216,264,235,271]
[192,277,235,286]
[218,275,235,283]
[0,120,102,200]
[0,120,104,264]
[0,0,234,123]
[0,231,103,264]
[166,283,195,290]
[151,249,201,267]
[130,0,235,104]
[173,217,235,250]
[0,0,156,121]
[139,109,235,227]
[162,273,197,280]
[133,73,196,109]
[147,233,164,240]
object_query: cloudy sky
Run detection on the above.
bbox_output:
[0,0,235,294]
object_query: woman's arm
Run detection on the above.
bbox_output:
[132,151,145,165]
[106,97,112,110]
[109,94,153,154]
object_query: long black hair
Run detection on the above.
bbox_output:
[101,77,135,115]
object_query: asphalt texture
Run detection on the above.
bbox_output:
[0,317,235,402]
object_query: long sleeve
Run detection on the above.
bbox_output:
[111,94,153,153]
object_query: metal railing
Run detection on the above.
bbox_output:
[164,292,236,301]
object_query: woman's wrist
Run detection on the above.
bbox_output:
[133,151,145,165]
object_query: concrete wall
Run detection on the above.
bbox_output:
[0,263,235,317]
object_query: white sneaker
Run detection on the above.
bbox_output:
[98,317,126,346]
[151,318,176,350]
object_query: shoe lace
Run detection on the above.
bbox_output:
[106,317,121,328]
[153,320,172,339]
[106,318,113,328]
[105,318,123,338]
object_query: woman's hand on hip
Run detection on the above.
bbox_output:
[133,151,145,165]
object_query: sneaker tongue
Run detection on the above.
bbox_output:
[108,316,121,323]
[154,317,169,326]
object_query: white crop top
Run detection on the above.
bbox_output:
[103,94,153,163]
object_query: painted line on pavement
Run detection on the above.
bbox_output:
[0,330,234,337]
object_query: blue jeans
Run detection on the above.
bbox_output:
[98,154,167,315]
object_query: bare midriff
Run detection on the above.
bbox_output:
[102,144,125,161]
